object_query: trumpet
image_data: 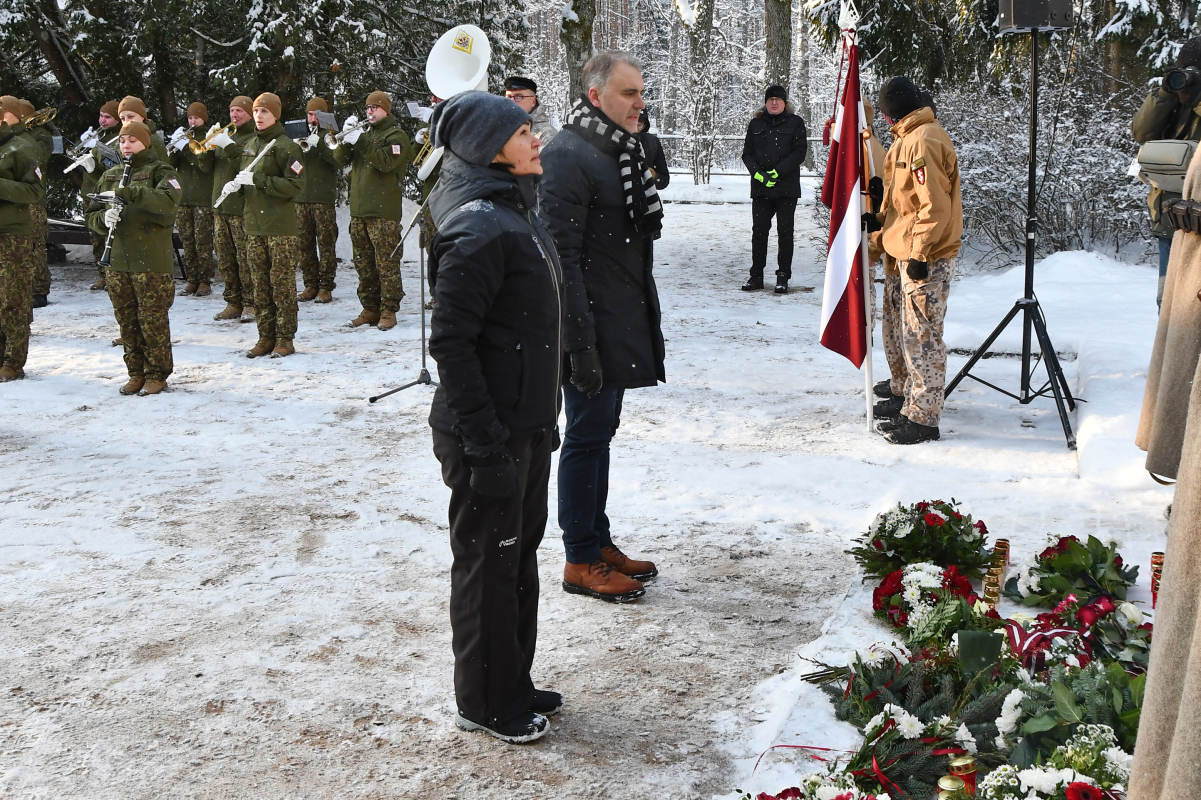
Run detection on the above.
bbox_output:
[295,127,320,152]
[23,107,57,127]
[324,118,369,150]
[63,132,120,173]
[188,122,237,154]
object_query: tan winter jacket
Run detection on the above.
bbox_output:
[879,106,962,265]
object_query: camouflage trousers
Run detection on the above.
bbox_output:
[247,234,299,341]
[90,230,107,280]
[900,257,955,428]
[296,202,338,291]
[0,235,33,373]
[29,204,49,297]
[213,212,253,310]
[107,270,175,381]
[350,216,405,312]
[883,270,907,396]
[176,206,214,284]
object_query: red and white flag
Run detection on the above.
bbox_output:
[819,33,869,369]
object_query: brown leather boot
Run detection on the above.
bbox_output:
[180,282,198,296]
[601,545,659,581]
[315,289,333,303]
[270,339,294,358]
[111,337,124,347]
[377,309,397,331]
[119,376,145,395]
[90,277,107,291]
[213,304,242,321]
[196,282,211,297]
[298,287,318,302]
[562,560,645,603]
[349,308,380,328]
[240,307,256,323]
[139,379,167,396]
[247,337,275,358]
[0,365,23,381]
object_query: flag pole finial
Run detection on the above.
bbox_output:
[838,0,860,30]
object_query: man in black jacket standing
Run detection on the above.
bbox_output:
[539,51,664,604]
[741,85,808,294]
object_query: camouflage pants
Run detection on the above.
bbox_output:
[0,235,33,373]
[883,269,907,396]
[90,230,107,280]
[350,216,405,312]
[247,234,299,341]
[107,270,175,381]
[296,202,338,290]
[213,212,253,309]
[900,257,955,428]
[29,204,49,297]
[176,206,214,284]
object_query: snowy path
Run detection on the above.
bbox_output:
[0,201,1170,800]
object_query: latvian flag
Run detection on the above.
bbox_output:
[818,37,869,368]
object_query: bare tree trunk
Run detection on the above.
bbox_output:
[1104,0,1120,96]
[765,0,791,88]
[796,7,813,167]
[151,22,177,127]
[561,0,596,104]
[684,0,717,183]
[25,1,90,105]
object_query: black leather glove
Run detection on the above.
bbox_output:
[569,347,604,398]
[906,259,930,281]
[462,421,518,498]
[862,212,882,233]
[868,176,884,206]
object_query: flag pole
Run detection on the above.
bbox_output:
[856,39,877,433]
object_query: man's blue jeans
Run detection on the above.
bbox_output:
[558,383,625,565]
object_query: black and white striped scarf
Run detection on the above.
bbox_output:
[563,98,663,240]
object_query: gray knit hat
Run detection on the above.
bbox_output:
[430,90,531,166]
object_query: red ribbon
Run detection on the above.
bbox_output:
[751,744,856,776]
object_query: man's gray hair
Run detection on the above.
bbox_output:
[582,51,644,93]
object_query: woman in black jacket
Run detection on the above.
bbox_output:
[425,91,564,745]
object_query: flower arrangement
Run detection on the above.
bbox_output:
[1004,535,1139,607]
[872,563,1001,645]
[849,500,993,581]
[978,724,1130,800]
[736,771,891,800]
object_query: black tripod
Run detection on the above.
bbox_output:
[369,225,437,403]
[944,28,1079,450]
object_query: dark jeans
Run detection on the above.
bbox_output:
[433,428,552,728]
[1158,236,1172,309]
[751,196,798,281]
[558,383,625,564]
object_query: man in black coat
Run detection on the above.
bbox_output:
[539,50,665,604]
[741,85,808,294]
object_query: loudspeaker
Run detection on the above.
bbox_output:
[998,0,1074,32]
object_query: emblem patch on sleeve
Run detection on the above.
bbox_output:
[168,178,182,190]
[291,160,304,174]
[915,167,926,185]
[392,144,402,155]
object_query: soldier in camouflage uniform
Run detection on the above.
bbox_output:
[295,98,339,303]
[74,100,122,290]
[202,96,257,321]
[875,77,961,445]
[168,102,216,296]
[0,97,46,381]
[222,92,304,358]
[13,99,50,308]
[86,120,182,396]
[330,90,412,331]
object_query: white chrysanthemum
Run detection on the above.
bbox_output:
[892,708,924,740]
[996,688,1025,734]
[902,586,922,603]
[863,711,888,736]
[1104,745,1134,776]
[955,722,979,754]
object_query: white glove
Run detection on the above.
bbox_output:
[342,127,362,145]
[342,115,359,131]
[414,127,429,145]
[171,136,189,152]
[78,154,96,173]
[305,133,319,148]
[221,181,240,197]
[209,132,235,149]
[103,207,122,228]
[79,127,98,148]
[235,170,256,187]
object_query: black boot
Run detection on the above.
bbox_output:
[774,276,789,294]
[531,689,563,716]
[456,710,549,744]
[873,379,897,399]
[32,294,48,308]
[874,396,904,419]
[885,418,941,445]
[741,276,764,291]
[876,413,908,434]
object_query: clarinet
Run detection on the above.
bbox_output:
[98,159,134,268]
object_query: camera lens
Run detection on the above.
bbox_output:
[1166,68,1192,93]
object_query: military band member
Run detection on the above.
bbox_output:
[169,102,216,296]
[14,99,51,308]
[329,90,412,331]
[0,97,46,381]
[202,96,257,322]
[224,92,304,358]
[295,98,339,303]
[86,120,182,396]
[77,100,122,290]
[116,96,169,161]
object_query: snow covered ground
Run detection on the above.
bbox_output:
[0,198,1170,800]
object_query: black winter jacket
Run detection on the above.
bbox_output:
[641,131,670,190]
[427,154,564,442]
[741,106,808,199]
[539,126,666,389]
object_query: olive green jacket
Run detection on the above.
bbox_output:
[241,121,305,237]
[11,123,47,208]
[202,120,257,216]
[85,148,181,274]
[167,124,215,208]
[330,115,411,220]
[0,124,46,236]
[296,126,340,205]
[82,128,122,199]
[1133,89,1201,237]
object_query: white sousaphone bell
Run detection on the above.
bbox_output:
[418,24,492,181]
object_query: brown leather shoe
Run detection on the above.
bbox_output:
[196,282,212,297]
[139,379,167,396]
[180,282,198,296]
[240,306,256,323]
[315,289,333,303]
[119,376,145,395]
[601,545,658,581]
[213,304,242,321]
[270,339,294,358]
[90,277,107,291]
[562,560,645,603]
[349,308,380,328]
[0,365,23,381]
[247,337,275,358]
[377,309,397,331]
[111,337,124,347]
[298,287,318,302]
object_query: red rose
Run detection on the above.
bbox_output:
[887,608,909,627]
[985,606,1002,620]
[873,570,905,611]
[1076,606,1099,627]
[951,511,963,520]
[1064,782,1102,800]
[1114,555,1124,567]
[974,520,988,534]
[762,789,803,800]
[1057,536,1077,553]
[1140,622,1154,632]
[924,513,945,527]
[1094,596,1116,615]
[916,502,930,512]
[872,539,885,550]
[1036,612,1062,627]
[942,565,973,596]
[1039,546,1059,560]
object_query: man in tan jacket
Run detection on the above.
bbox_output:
[874,77,961,445]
